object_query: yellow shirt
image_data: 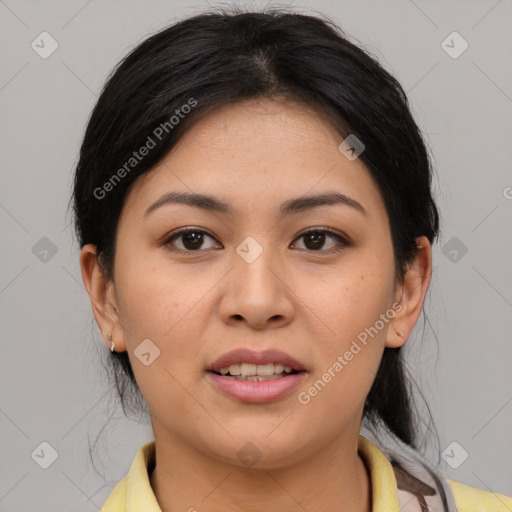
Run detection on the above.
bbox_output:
[100,435,512,511]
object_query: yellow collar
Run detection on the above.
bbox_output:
[101,435,400,511]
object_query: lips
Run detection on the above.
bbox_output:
[207,348,306,374]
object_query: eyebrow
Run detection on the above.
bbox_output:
[143,191,367,218]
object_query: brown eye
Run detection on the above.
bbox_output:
[292,229,348,253]
[163,227,348,254]
[164,228,219,252]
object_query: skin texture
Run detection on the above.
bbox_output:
[80,98,432,512]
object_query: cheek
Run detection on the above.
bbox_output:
[295,253,394,344]
[114,244,208,341]
[112,256,209,422]
[292,253,394,408]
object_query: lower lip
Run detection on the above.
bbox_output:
[205,371,307,403]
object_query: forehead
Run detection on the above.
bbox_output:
[122,98,387,222]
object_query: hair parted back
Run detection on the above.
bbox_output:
[71,5,440,453]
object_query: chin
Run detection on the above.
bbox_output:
[199,431,313,470]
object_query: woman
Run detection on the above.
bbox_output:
[72,7,512,512]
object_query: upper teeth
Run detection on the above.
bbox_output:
[219,363,294,376]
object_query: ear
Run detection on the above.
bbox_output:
[79,244,127,352]
[386,236,432,348]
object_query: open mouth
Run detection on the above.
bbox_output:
[205,358,307,402]
[209,363,302,381]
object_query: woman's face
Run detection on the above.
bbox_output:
[98,98,414,467]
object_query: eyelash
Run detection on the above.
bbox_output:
[162,227,349,254]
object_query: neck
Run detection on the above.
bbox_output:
[149,426,371,512]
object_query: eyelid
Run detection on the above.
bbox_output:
[162,226,350,253]
[162,226,219,247]
[295,226,349,241]
[291,227,350,251]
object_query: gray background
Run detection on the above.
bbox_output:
[1,0,511,510]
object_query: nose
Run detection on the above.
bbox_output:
[218,240,295,330]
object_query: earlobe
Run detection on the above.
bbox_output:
[79,244,127,352]
[386,303,409,349]
[386,236,432,348]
